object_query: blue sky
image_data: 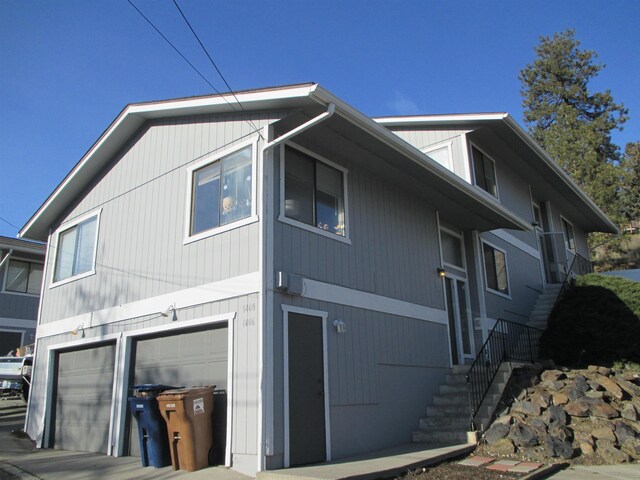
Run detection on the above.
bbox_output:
[1,0,639,238]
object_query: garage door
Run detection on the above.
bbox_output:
[129,324,228,462]
[53,342,116,453]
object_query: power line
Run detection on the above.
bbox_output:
[126,0,263,139]
[171,0,261,133]
[0,215,20,231]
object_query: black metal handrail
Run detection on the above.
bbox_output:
[549,252,590,319]
[466,318,543,430]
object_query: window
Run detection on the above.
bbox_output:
[471,146,498,198]
[53,214,99,284]
[561,217,576,251]
[283,145,346,237]
[483,242,509,296]
[189,145,253,236]
[5,260,43,295]
[532,203,542,228]
[423,142,453,170]
[441,230,464,269]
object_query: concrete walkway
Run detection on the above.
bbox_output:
[2,397,640,480]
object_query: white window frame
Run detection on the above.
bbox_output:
[184,138,259,245]
[439,227,466,273]
[421,140,453,170]
[469,142,500,200]
[2,256,45,297]
[278,142,351,244]
[560,216,576,253]
[49,209,101,288]
[481,239,511,299]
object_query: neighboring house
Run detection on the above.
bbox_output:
[19,84,616,476]
[0,236,45,355]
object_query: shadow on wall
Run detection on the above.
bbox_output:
[541,285,640,366]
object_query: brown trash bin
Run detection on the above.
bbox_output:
[157,386,215,472]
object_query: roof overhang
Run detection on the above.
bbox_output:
[0,235,45,255]
[375,113,619,234]
[21,84,532,240]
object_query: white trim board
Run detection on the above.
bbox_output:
[0,317,37,328]
[36,271,260,338]
[487,229,540,260]
[300,277,448,325]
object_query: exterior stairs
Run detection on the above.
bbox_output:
[528,283,563,330]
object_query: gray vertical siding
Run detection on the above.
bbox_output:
[273,144,444,308]
[40,112,284,323]
[270,294,449,465]
[385,127,472,181]
[26,294,260,460]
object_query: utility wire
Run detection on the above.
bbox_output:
[0,215,20,231]
[127,0,263,138]
[171,0,261,133]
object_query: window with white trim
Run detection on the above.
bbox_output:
[471,145,498,198]
[189,145,253,236]
[561,217,576,251]
[283,145,346,237]
[53,214,99,283]
[423,141,453,170]
[440,230,464,270]
[5,259,43,295]
[482,241,509,295]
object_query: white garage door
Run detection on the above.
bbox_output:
[53,342,116,453]
[129,324,228,462]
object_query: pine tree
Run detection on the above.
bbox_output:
[519,30,628,220]
[620,141,640,223]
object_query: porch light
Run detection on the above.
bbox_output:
[70,324,85,338]
[160,303,177,321]
[333,319,346,334]
[437,268,446,278]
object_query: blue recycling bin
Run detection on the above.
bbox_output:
[128,384,176,467]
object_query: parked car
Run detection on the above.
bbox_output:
[0,355,32,402]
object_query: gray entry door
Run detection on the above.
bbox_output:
[287,312,326,467]
[53,343,116,453]
[129,325,228,462]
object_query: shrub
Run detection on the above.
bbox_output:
[540,274,640,366]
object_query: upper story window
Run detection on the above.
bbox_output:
[423,141,453,170]
[482,241,510,296]
[561,217,576,251]
[185,142,256,243]
[53,212,100,285]
[5,259,43,295]
[532,202,542,229]
[471,145,498,198]
[282,144,348,240]
[440,229,465,270]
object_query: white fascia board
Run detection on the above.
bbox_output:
[309,87,532,232]
[501,115,618,234]
[374,113,508,126]
[20,84,318,241]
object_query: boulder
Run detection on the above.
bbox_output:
[596,439,631,463]
[512,400,540,416]
[484,422,510,445]
[615,377,640,397]
[585,391,604,399]
[541,370,566,383]
[565,399,591,417]
[574,375,590,393]
[509,423,539,448]
[563,386,584,401]
[592,426,616,442]
[549,425,573,442]
[552,392,569,405]
[593,374,624,400]
[589,399,619,419]
[620,439,640,460]
[544,405,567,428]
[614,422,639,444]
[486,437,516,455]
[621,402,638,421]
[545,435,574,458]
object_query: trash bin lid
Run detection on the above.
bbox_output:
[156,386,215,400]
[132,384,178,398]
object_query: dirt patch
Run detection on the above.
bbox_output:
[396,460,523,480]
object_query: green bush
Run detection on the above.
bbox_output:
[540,274,640,366]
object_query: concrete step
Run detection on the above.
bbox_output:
[427,403,468,417]
[440,383,468,395]
[419,415,469,430]
[450,365,470,375]
[445,373,467,385]
[412,428,469,444]
[433,393,467,406]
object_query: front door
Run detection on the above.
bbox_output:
[286,311,327,467]
[444,277,473,365]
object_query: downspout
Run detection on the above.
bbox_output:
[0,249,13,270]
[263,103,335,150]
[259,102,334,470]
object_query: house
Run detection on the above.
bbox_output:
[19,84,616,476]
[0,236,45,355]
